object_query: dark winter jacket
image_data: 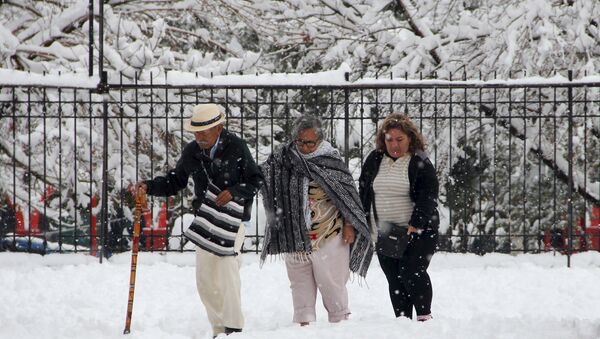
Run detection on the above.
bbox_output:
[145,130,263,221]
[358,149,439,231]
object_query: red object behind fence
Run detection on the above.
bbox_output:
[29,209,41,235]
[90,196,98,256]
[15,205,25,235]
[586,206,600,251]
[143,202,167,250]
[11,186,55,237]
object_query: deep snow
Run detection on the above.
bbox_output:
[1,251,600,339]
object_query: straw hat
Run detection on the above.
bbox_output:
[183,104,225,132]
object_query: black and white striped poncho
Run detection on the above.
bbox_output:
[184,182,244,256]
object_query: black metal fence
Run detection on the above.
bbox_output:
[1,72,600,263]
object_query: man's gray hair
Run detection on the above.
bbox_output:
[291,115,325,141]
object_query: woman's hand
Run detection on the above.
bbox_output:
[342,224,355,244]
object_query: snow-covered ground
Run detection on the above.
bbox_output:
[2,251,600,339]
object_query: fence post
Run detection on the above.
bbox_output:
[567,70,574,268]
[344,72,350,165]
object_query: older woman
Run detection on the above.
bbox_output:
[359,113,439,321]
[260,115,373,325]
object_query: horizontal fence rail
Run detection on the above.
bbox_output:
[1,73,599,262]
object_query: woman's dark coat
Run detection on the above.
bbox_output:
[358,150,439,231]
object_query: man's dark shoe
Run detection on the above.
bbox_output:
[224,327,242,335]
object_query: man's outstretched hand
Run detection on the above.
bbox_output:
[135,182,147,195]
[216,190,233,207]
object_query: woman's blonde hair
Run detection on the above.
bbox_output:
[375,113,426,154]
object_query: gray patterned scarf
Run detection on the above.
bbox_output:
[260,141,374,277]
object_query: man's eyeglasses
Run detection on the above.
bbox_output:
[294,139,318,147]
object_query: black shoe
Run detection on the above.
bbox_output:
[224,327,242,335]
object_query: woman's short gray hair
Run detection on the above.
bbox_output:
[291,115,325,141]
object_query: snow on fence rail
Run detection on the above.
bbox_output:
[3,66,600,88]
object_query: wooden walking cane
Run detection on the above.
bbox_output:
[123,188,147,334]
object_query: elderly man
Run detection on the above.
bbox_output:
[136,103,263,337]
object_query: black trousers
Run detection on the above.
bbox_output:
[378,229,438,319]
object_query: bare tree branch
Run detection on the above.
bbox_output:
[396,0,442,65]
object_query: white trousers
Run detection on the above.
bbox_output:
[195,225,245,336]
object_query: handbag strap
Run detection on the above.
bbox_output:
[371,189,380,225]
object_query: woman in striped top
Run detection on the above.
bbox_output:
[359,113,440,322]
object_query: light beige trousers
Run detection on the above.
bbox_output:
[195,225,245,336]
[285,233,351,323]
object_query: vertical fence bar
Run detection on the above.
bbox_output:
[493,73,498,250]
[134,74,140,250]
[254,87,260,253]
[73,90,79,253]
[419,73,423,133]
[209,74,214,102]
[508,83,513,252]
[582,79,588,251]
[285,89,289,140]
[225,88,229,129]
[433,83,438,176]
[164,75,169,252]
[11,88,17,249]
[119,74,125,253]
[478,72,483,251]
[329,89,334,140]
[462,71,468,251]
[27,89,32,252]
[98,0,104,79]
[314,87,319,123]
[269,88,275,155]
[100,92,109,262]
[402,72,406,115]
[552,86,557,254]
[567,71,574,267]
[178,88,185,252]
[149,74,155,252]
[196,86,199,105]
[88,91,95,257]
[344,72,350,165]
[42,88,47,252]
[88,0,93,77]
[434,80,441,250]
[448,73,455,250]
[241,88,245,145]
[359,89,364,163]
[537,89,542,252]
[300,87,305,115]
[523,85,528,252]
[374,73,379,131]
[58,88,63,252]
